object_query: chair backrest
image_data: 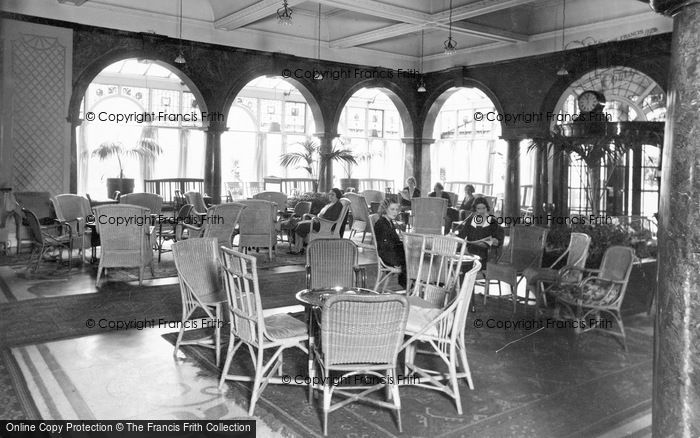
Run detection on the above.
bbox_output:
[94,204,150,252]
[482,196,497,212]
[292,201,312,217]
[566,232,591,268]
[15,192,53,220]
[500,225,548,271]
[322,294,408,366]
[409,233,467,306]
[444,191,459,207]
[21,208,44,245]
[202,202,246,248]
[119,192,163,215]
[403,233,427,287]
[236,200,277,248]
[412,197,448,235]
[172,237,222,308]
[184,191,208,214]
[309,198,350,240]
[360,189,384,205]
[220,246,265,346]
[52,194,91,223]
[344,192,370,224]
[306,238,359,289]
[599,246,636,283]
[253,191,287,212]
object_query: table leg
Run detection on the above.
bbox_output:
[307,307,315,403]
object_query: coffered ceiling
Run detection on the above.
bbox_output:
[2,0,671,71]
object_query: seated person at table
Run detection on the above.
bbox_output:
[374,198,407,288]
[429,182,456,235]
[289,188,345,254]
[454,197,504,269]
[399,176,420,224]
[458,184,476,220]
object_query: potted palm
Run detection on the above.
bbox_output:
[280,137,356,192]
[91,137,162,198]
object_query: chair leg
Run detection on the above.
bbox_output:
[323,378,331,436]
[96,265,104,286]
[448,347,463,415]
[214,304,222,367]
[218,337,240,390]
[173,324,186,360]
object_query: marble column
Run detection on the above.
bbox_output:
[504,138,520,219]
[649,1,700,436]
[315,132,339,193]
[402,137,434,195]
[204,121,225,204]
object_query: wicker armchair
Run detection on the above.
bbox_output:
[236,199,277,260]
[484,225,549,312]
[553,246,636,350]
[253,191,287,215]
[184,191,208,216]
[22,208,73,273]
[13,191,53,254]
[345,192,372,243]
[119,192,163,215]
[218,247,308,416]
[155,204,193,262]
[308,198,350,241]
[524,232,591,313]
[181,203,246,249]
[316,293,409,435]
[94,204,154,287]
[411,197,448,235]
[305,238,366,290]
[401,260,481,414]
[172,238,226,365]
[51,194,93,262]
[408,233,468,307]
[368,213,403,291]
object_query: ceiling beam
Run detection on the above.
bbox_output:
[330,0,539,48]
[315,0,432,24]
[215,0,305,30]
[57,0,89,5]
[437,22,529,43]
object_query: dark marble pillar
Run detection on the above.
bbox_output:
[504,138,520,219]
[649,1,700,436]
[532,142,545,219]
[402,137,434,195]
[68,115,80,193]
[204,121,225,204]
[315,132,339,193]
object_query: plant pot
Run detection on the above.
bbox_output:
[106,178,135,198]
[340,178,359,192]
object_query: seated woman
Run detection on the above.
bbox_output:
[373,198,407,288]
[398,176,420,225]
[454,196,504,269]
[289,188,344,254]
[429,182,456,235]
[458,184,476,220]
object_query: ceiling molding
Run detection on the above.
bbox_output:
[214,0,304,31]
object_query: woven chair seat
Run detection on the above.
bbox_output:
[405,306,442,337]
[557,279,622,307]
[264,314,308,340]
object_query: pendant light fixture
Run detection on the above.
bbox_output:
[314,4,323,80]
[443,0,457,55]
[556,0,569,76]
[417,30,427,93]
[277,0,293,26]
[174,0,186,64]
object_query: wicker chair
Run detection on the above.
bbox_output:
[524,232,591,313]
[155,204,193,262]
[51,194,93,262]
[345,192,372,243]
[276,201,311,244]
[316,293,409,435]
[119,192,163,215]
[368,213,403,292]
[13,191,53,254]
[401,260,481,414]
[305,238,366,290]
[218,247,308,416]
[181,203,246,249]
[553,246,636,350]
[94,204,154,287]
[236,199,277,260]
[172,238,226,365]
[308,198,350,241]
[22,208,73,273]
[484,225,549,312]
[412,197,448,235]
[184,191,208,216]
[408,233,468,307]
[253,191,287,215]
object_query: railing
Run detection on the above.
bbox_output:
[444,181,494,196]
[263,177,315,196]
[224,181,264,201]
[144,178,204,210]
[357,178,394,192]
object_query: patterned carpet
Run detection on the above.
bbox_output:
[161,301,654,437]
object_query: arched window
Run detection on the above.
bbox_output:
[553,67,665,216]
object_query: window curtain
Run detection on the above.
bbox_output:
[178,129,188,177]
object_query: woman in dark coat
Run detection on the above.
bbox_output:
[455,196,504,269]
[289,188,344,254]
[374,198,406,288]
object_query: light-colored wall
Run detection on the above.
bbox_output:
[0,19,73,194]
